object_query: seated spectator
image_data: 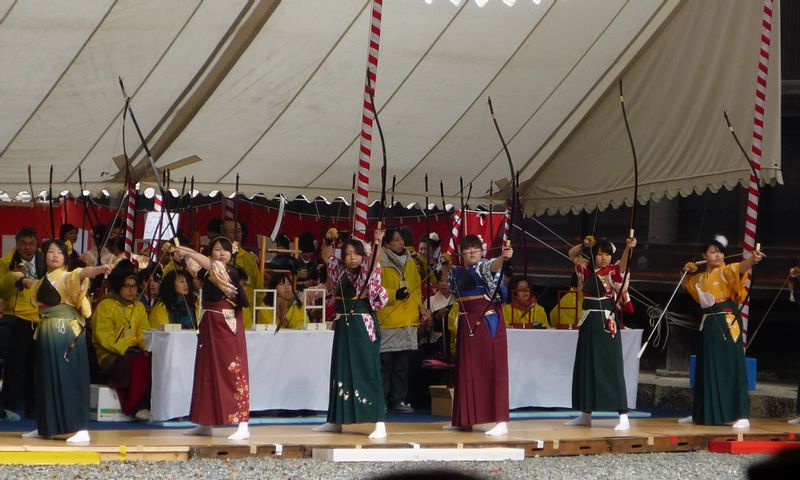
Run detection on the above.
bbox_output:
[419,274,457,364]
[414,233,442,298]
[59,223,81,269]
[296,232,324,290]
[148,270,198,330]
[267,234,301,274]
[137,266,161,314]
[79,224,115,267]
[259,273,304,329]
[549,273,584,329]
[200,218,224,255]
[503,276,549,329]
[91,260,152,420]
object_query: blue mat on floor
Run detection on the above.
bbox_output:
[155,416,328,428]
[510,410,651,419]
[1,408,671,432]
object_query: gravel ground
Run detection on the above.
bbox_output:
[0,452,765,480]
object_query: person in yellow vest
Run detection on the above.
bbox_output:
[223,222,264,327]
[0,227,44,420]
[549,273,584,329]
[148,270,198,330]
[92,260,152,421]
[377,227,422,414]
[258,273,305,329]
[503,276,549,329]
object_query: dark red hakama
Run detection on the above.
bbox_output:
[189,299,250,425]
[451,297,509,427]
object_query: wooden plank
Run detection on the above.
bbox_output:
[0,418,799,462]
[610,435,705,454]
[189,445,257,459]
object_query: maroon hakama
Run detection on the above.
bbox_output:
[451,297,509,427]
[189,299,250,425]
[107,352,152,415]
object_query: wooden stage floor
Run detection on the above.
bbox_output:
[2,418,800,462]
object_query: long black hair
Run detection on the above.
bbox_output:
[41,239,69,267]
[263,272,294,306]
[158,269,197,311]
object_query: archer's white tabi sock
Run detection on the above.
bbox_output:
[368,421,387,439]
[732,419,750,429]
[614,414,630,432]
[227,422,249,440]
[66,430,90,443]
[565,412,591,427]
[485,422,509,436]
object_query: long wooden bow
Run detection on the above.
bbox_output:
[482,97,517,313]
[616,79,640,312]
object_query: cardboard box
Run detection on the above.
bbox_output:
[429,385,454,417]
[89,384,133,421]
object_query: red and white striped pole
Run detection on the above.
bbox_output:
[444,210,462,257]
[123,182,137,258]
[352,0,383,242]
[224,197,235,221]
[740,0,774,344]
[150,193,163,260]
[501,201,511,243]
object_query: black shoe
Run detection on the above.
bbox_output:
[391,402,415,414]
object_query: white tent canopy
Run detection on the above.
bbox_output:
[0,0,781,213]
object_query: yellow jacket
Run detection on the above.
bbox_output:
[238,250,264,330]
[503,303,550,328]
[549,288,583,328]
[148,300,199,329]
[0,249,40,322]
[91,296,149,368]
[446,303,458,356]
[377,250,422,329]
[258,303,305,329]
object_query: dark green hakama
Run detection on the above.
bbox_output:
[571,297,628,412]
[34,304,90,437]
[692,300,749,425]
[326,298,386,425]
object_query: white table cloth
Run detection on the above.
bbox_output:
[145,328,641,420]
[145,330,333,421]
[507,329,642,409]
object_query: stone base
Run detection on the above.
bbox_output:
[638,371,797,418]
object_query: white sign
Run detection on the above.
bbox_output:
[143,212,180,241]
